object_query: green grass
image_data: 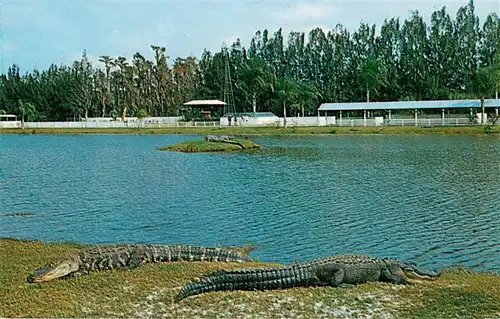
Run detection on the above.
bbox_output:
[1,238,499,318]
[156,138,261,153]
[1,125,499,135]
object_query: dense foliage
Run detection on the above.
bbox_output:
[1,1,499,121]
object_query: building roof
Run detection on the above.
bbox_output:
[318,99,500,111]
[238,112,278,118]
[183,99,226,106]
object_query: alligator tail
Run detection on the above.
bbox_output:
[174,265,318,302]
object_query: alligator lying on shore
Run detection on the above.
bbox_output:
[175,254,440,302]
[27,244,253,283]
[205,135,245,148]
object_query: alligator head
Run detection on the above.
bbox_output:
[27,253,81,283]
[399,260,440,281]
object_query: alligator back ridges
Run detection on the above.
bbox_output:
[175,265,320,302]
[78,244,253,273]
[140,244,253,263]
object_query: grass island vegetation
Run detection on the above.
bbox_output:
[0,238,499,318]
[157,137,261,153]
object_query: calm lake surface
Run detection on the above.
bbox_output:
[0,134,499,273]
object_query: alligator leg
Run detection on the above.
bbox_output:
[381,268,410,284]
[126,250,143,270]
[315,264,345,287]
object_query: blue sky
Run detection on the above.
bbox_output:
[1,0,498,73]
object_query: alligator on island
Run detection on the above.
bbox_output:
[175,254,440,302]
[205,135,245,148]
[27,244,253,283]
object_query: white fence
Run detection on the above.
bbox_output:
[1,116,497,129]
[20,120,219,129]
[281,116,490,127]
[331,117,474,127]
[0,120,21,128]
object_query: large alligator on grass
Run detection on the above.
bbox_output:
[205,135,244,148]
[27,244,253,283]
[175,254,440,302]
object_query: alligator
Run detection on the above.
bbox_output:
[205,135,245,148]
[175,254,440,302]
[27,244,253,283]
[205,135,233,142]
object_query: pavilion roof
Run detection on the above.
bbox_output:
[318,99,500,111]
[183,99,226,106]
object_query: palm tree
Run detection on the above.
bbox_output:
[274,76,299,127]
[295,81,322,116]
[473,67,496,124]
[358,57,389,102]
[17,99,36,128]
[239,57,275,112]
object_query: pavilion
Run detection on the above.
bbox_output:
[183,100,227,120]
[317,99,500,126]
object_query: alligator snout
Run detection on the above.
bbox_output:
[26,273,39,283]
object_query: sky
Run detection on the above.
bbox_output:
[1,0,499,73]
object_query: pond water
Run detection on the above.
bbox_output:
[0,134,499,273]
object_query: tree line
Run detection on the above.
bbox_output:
[1,1,499,123]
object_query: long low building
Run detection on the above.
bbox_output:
[318,99,500,126]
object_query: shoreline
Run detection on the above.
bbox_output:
[1,125,499,135]
[1,237,499,318]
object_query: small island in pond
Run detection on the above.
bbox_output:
[157,135,261,153]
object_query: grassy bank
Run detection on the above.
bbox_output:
[157,138,261,153]
[1,125,499,135]
[1,238,499,318]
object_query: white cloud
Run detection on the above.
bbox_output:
[2,42,20,54]
[222,35,241,47]
[273,2,338,22]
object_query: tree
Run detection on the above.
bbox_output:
[17,99,36,127]
[172,56,198,110]
[452,0,480,93]
[376,18,401,100]
[358,57,388,102]
[98,55,114,117]
[274,76,299,127]
[399,11,429,100]
[295,81,322,116]
[427,7,455,98]
[71,51,94,120]
[472,67,495,124]
[237,56,275,112]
